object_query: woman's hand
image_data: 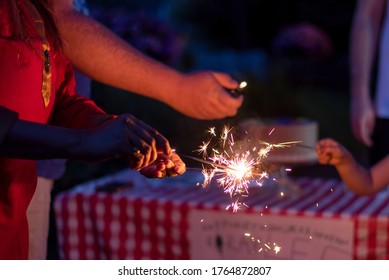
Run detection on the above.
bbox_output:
[0,111,172,169]
[74,114,171,170]
[140,152,186,178]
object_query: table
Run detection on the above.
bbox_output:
[54,169,389,260]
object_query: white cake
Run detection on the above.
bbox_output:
[239,117,318,164]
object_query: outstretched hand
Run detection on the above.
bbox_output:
[75,114,171,170]
[75,113,186,177]
[170,72,244,120]
[315,138,353,166]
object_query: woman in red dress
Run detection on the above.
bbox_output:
[0,0,185,259]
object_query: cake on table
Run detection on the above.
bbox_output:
[239,117,319,165]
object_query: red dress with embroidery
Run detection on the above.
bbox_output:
[0,1,107,259]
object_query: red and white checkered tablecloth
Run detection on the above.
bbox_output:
[54,170,389,260]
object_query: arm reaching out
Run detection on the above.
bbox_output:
[0,114,173,171]
[316,138,389,195]
[52,0,243,120]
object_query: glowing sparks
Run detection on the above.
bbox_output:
[220,126,232,147]
[245,233,282,255]
[193,126,298,212]
[197,127,267,197]
[196,140,211,158]
[226,200,248,212]
[274,245,282,254]
[207,127,216,137]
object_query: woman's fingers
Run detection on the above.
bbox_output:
[124,115,162,168]
[132,117,171,155]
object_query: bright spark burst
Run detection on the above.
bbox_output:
[195,126,299,212]
[207,127,216,137]
[274,245,282,254]
[196,140,211,158]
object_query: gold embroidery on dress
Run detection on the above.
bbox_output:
[41,41,51,108]
[24,1,51,108]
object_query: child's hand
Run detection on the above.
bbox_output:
[315,138,352,166]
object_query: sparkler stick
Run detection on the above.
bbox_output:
[180,154,270,179]
[259,140,316,151]
[180,154,238,172]
[295,143,316,150]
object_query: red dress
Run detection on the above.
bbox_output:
[0,1,108,259]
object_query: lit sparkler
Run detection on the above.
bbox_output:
[187,126,302,212]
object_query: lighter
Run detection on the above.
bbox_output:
[225,81,247,98]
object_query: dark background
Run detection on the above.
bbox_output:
[56,0,365,190]
[48,0,370,260]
